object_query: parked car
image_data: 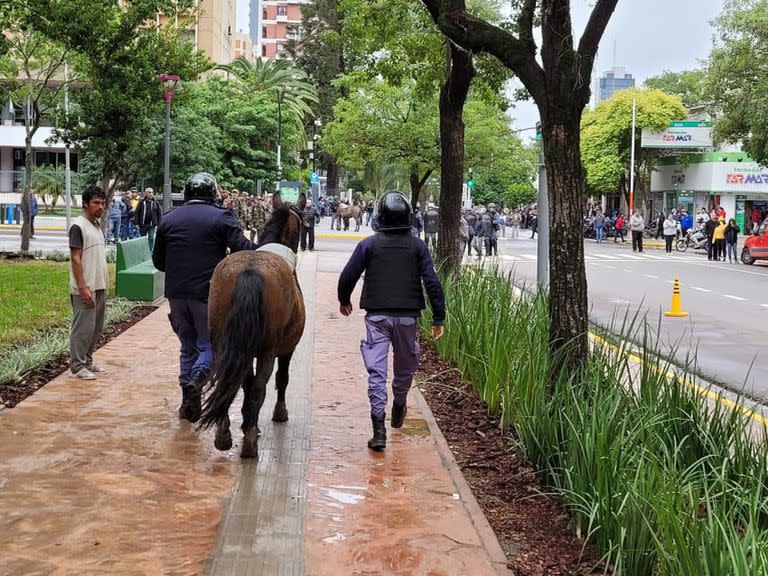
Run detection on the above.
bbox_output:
[741,220,768,264]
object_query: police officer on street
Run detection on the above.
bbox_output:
[152,173,255,422]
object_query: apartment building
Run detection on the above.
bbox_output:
[233,32,254,61]
[255,1,306,59]
[156,0,237,65]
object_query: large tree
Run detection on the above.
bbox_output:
[706,0,768,165]
[0,26,71,252]
[643,69,706,110]
[420,0,619,367]
[581,89,687,211]
[26,0,210,195]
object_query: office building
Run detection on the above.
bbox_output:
[155,0,237,65]
[598,66,635,102]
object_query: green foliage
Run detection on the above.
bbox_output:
[423,266,768,575]
[644,69,706,109]
[581,88,687,195]
[706,0,768,165]
[25,0,211,184]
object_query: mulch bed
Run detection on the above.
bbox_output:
[0,306,156,408]
[418,338,607,576]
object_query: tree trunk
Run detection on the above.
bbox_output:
[437,43,475,274]
[542,118,590,366]
[409,169,433,211]
[20,136,33,252]
[326,158,341,196]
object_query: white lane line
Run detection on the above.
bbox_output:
[643,255,665,260]
[692,287,712,293]
[623,254,644,260]
[762,304,768,309]
[605,265,617,269]
[594,253,618,260]
[521,254,537,260]
[667,280,675,283]
[645,274,659,279]
[724,294,747,301]
[624,269,632,273]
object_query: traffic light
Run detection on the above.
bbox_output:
[467,168,475,189]
[535,122,542,140]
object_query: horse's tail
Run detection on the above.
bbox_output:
[200,268,267,429]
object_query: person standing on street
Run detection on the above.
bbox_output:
[29,191,39,238]
[529,209,538,239]
[152,173,254,423]
[713,216,727,262]
[464,209,477,255]
[136,187,162,250]
[423,203,439,250]
[680,210,693,238]
[68,185,109,380]
[300,198,320,251]
[725,218,740,263]
[704,213,718,261]
[663,213,677,254]
[458,213,469,257]
[614,212,626,243]
[511,210,522,239]
[593,210,606,243]
[630,209,644,252]
[107,194,124,244]
[337,191,445,452]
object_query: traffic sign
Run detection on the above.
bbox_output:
[467,179,475,189]
[310,172,320,184]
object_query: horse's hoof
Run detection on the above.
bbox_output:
[241,427,259,459]
[240,445,259,459]
[273,403,289,422]
[214,429,233,451]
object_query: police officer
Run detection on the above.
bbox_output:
[423,203,439,250]
[152,173,255,422]
[337,191,445,451]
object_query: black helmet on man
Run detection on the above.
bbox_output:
[184,172,218,203]
[377,191,413,231]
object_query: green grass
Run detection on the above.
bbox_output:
[422,266,768,575]
[0,259,116,353]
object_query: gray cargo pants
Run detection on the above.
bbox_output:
[69,289,107,373]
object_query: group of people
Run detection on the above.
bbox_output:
[106,188,162,249]
[67,175,446,454]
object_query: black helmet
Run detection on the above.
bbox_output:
[184,172,218,202]
[377,191,413,231]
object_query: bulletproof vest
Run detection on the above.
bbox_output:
[361,233,425,313]
[423,209,439,233]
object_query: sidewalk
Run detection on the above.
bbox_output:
[0,252,509,575]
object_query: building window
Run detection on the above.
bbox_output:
[262,26,267,38]
[277,5,287,15]
[263,9,267,19]
[262,45,267,57]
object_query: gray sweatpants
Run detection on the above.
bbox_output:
[70,289,107,373]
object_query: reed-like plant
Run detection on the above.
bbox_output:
[421,266,768,575]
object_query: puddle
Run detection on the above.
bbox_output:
[323,488,366,505]
[398,418,430,437]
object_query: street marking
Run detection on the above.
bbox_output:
[644,255,665,260]
[692,287,711,293]
[667,280,675,283]
[589,332,768,428]
[762,304,768,309]
[624,269,632,273]
[645,274,659,279]
[521,254,537,260]
[605,265,617,269]
[724,294,747,301]
[623,254,644,260]
[594,253,618,260]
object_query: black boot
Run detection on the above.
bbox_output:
[179,371,206,423]
[391,402,407,429]
[367,413,387,451]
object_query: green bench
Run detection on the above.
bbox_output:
[116,237,164,301]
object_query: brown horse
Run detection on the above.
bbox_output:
[200,193,306,459]
[336,202,362,232]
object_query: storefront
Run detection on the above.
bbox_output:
[651,152,768,233]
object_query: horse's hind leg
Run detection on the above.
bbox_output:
[215,414,233,451]
[273,351,294,422]
[241,354,275,459]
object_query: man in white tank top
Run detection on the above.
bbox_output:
[68,185,109,380]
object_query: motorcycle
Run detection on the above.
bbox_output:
[676,227,707,252]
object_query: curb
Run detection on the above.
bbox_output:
[0,225,64,231]
[412,386,514,575]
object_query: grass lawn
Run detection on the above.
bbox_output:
[0,259,116,352]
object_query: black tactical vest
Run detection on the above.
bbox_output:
[360,233,425,314]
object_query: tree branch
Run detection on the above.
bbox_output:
[577,0,620,59]
[518,0,537,51]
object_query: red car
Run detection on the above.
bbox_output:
[742,220,768,264]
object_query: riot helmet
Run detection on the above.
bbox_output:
[377,191,413,231]
[184,172,218,203]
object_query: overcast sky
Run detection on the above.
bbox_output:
[236,0,724,135]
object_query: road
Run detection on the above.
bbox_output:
[495,234,768,400]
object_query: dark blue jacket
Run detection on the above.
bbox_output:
[152,201,254,301]
[337,232,446,326]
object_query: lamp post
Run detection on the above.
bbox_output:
[311,117,322,203]
[159,74,180,213]
[276,89,284,192]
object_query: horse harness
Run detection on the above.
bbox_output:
[254,205,303,272]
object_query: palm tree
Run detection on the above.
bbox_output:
[216,57,318,129]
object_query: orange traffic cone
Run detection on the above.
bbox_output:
[664,276,689,317]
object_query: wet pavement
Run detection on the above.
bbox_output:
[0,246,510,575]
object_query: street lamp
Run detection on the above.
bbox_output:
[276,89,285,192]
[159,74,180,213]
[311,117,322,203]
